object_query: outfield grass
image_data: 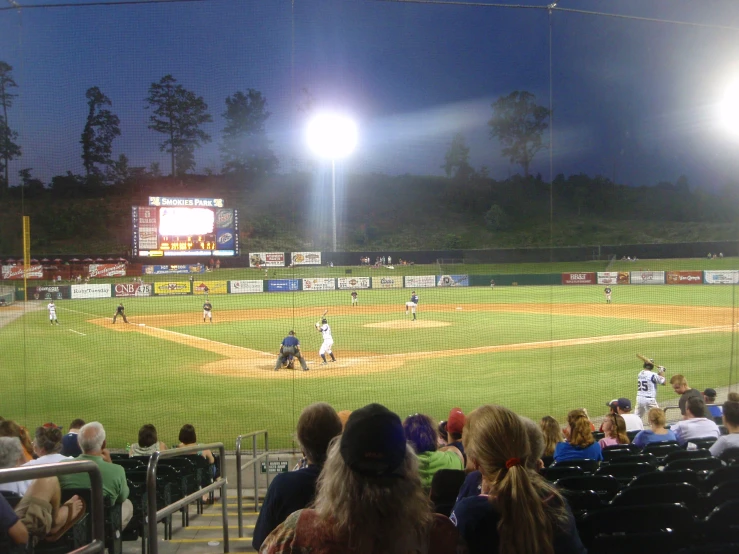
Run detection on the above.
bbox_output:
[3,277,739,450]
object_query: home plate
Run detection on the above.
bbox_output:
[456,307,463,310]
[138,324,146,327]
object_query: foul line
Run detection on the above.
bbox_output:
[137,325,274,357]
[68,329,86,336]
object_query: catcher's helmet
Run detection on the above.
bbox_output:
[322,318,327,324]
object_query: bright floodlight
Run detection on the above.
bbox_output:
[306,113,358,159]
[719,80,739,133]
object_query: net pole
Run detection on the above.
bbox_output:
[23,215,30,302]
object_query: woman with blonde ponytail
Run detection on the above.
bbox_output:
[449,405,585,554]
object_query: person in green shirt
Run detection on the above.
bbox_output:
[58,422,133,529]
[403,414,464,490]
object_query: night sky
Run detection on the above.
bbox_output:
[2,0,739,188]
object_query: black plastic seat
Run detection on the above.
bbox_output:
[542,465,584,481]
[641,441,681,460]
[113,458,147,473]
[628,469,700,488]
[717,447,739,464]
[701,480,739,516]
[592,431,605,441]
[590,530,681,554]
[688,437,719,450]
[554,475,621,501]
[701,499,739,543]
[664,457,724,473]
[663,449,713,465]
[560,489,604,514]
[604,453,658,466]
[609,483,702,514]
[602,445,640,461]
[595,462,656,485]
[550,458,600,473]
[703,465,739,491]
[626,430,640,442]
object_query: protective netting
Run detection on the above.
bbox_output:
[1,0,738,450]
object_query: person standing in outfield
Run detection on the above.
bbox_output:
[47,301,60,325]
[112,302,128,324]
[636,357,666,419]
[604,286,612,303]
[203,300,213,323]
[490,279,495,289]
[315,318,336,365]
[274,330,309,371]
[405,291,419,320]
[351,290,358,307]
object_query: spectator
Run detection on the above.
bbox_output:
[0,437,31,495]
[61,419,85,457]
[703,388,723,423]
[429,469,466,517]
[632,408,677,448]
[259,403,457,554]
[607,398,643,431]
[437,420,448,447]
[0,420,34,462]
[129,424,167,457]
[403,414,464,490]
[670,397,721,446]
[599,413,630,448]
[730,392,739,402]
[450,405,585,554]
[24,424,70,465]
[709,401,739,458]
[177,424,214,464]
[553,410,603,462]
[445,408,467,466]
[336,410,352,430]
[58,422,133,529]
[253,403,343,550]
[540,416,564,457]
[0,493,27,546]
[670,375,703,417]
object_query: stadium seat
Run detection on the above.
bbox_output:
[641,441,681,461]
[674,545,739,554]
[689,437,719,450]
[609,483,702,514]
[595,462,656,485]
[560,489,604,514]
[628,469,700,489]
[602,445,641,462]
[550,458,600,473]
[701,499,739,543]
[590,530,681,554]
[113,458,147,472]
[541,465,584,481]
[717,447,739,464]
[554,475,621,502]
[602,453,658,467]
[701,481,739,517]
[703,465,739,490]
[663,449,713,465]
[592,431,605,441]
[626,430,640,442]
[664,457,725,473]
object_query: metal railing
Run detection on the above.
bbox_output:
[235,430,270,538]
[0,460,105,553]
[146,443,228,554]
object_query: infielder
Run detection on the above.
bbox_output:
[604,287,612,304]
[47,301,60,325]
[112,302,128,324]
[203,300,213,323]
[274,330,308,371]
[636,355,666,419]
[315,317,336,364]
[405,291,419,320]
[351,290,358,306]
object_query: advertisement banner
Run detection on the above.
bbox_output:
[268,279,299,292]
[30,285,70,300]
[437,275,469,287]
[113,283,153,297]
[249,252,285,267]
[302,278,336,291]
[71,284,111,299]
[618,272,630,284]
[193,280,228,295]
[562,272,596,285]
[405,275,436,288]
[597,272,620,285]
[215,208,234,229]
[291,252,322,266]
[215,230,235,250]
[143,264,204,275]
[137,206,159,250]
[229,280,264,294]
[704,270,739,284]
[629,271,666,285]
[666,271,703,285]
[337,277,371,290]
[2,265,43,280]
[372,276,403,289]
[153,281,191,295]
[88,263,127,278]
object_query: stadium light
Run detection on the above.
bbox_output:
[719,80,739,134]
[306,113,358,252]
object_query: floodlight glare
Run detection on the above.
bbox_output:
[306,113,358,159]
[719,80,739,133]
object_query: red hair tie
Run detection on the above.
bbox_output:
[505,458,521,469]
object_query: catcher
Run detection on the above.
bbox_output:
[636,354,667,419]
[274,330,309,372]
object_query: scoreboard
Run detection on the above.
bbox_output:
[132,197,239,257]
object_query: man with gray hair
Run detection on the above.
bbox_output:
[58,421,133,528]
[0,437,31,495]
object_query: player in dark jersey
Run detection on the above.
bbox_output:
[351,290,358,307]
[203,300,213,323]
[604,287,612,304]
[113,303,128,324]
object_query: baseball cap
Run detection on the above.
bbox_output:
[447,408,466,434]
[606,398,632,410]
[340,403,407,477]
[703,388,717,398]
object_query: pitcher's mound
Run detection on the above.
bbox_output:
[365,320,451,329]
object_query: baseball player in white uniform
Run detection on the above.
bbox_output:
[47,301,60,325]
[636,356,666,419]
[405,291,419,321]
[316,318,336,364]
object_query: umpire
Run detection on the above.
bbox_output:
[274,330,309,372]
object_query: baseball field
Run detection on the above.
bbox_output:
[2,259,739,450]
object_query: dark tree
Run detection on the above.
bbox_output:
[443,132,474,180]
[80,86,121,177]
[18,168,45,197]
[220,89,278,176]
[488,91,550,178]
[145,75,212,177]
[0,62,21,190]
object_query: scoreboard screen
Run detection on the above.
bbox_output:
[132,197,239,257]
